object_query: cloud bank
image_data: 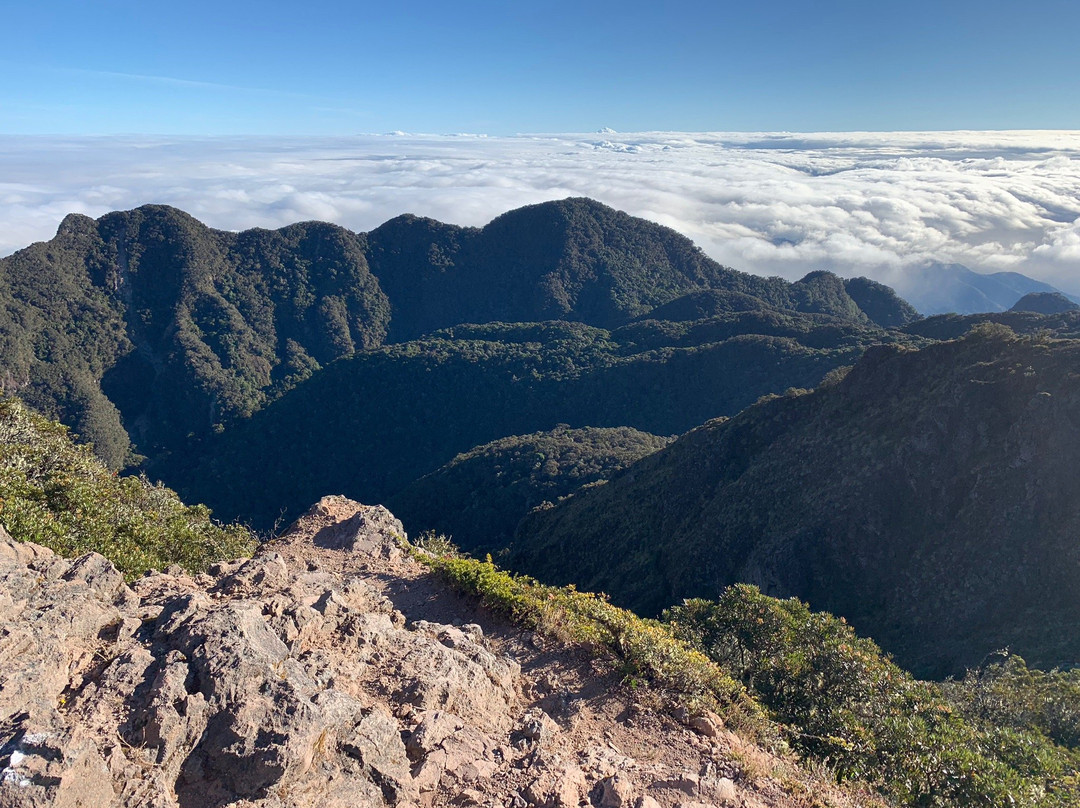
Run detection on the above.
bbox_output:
[2,131,1079,294]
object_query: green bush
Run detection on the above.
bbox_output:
[665,586,1080,807]
[414,546,755,723]
[0,399,254,577]
[945,655,1080,750]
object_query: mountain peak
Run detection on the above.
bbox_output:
[1010,291,1080,314]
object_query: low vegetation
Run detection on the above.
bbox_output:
[945,655,1080,750]
[0,399,254,577]
[667,586,1080,808]
[416,542,1080,806]
[410,537,757,722]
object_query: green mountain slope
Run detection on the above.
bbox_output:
[0,198,916,478]
[0,399,253,576]
[0,206,390,467]
[639,274,918,328]
[388,424,672,553]
[904,309,1080,341]
[366,199,919,341]
[178,318,901,530]
[513,322,1080,677]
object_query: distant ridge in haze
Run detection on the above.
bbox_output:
[1010,291,1080,314]
[895,261,1078,315]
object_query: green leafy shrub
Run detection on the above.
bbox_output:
[413,545,757,724]
[665,586,1080,807]
[945,655,1080,750]
[0,399,254,577]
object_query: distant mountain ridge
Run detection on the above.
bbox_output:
[1011,291,1080,314]
[895,261,1078,315]
[0,198,915,477]
[365,198,917,339]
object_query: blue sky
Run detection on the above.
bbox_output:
[3,0,1080,134]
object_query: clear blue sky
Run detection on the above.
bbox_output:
[2,0,1079,135]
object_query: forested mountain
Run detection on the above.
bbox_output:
[387,424,673,554]
[903,309,1080,341]
[173,318,907,529]
[1011,291,1080,314]
[0,198,916,521]
[513,323,1080,677]
[365,198,918,340]
[0,206,389,467]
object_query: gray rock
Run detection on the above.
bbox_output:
[513,708,559,747]
[650,771,699,795]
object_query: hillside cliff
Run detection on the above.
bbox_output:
[514,324,1080,677]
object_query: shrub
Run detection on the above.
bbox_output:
[665,585,1080,807]
[413,546,756,723]
[945,655,1080,750]
[0,398,254,577]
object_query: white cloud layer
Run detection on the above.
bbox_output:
[2,131,1079,294]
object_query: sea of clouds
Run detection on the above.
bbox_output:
[2,130,1079,294]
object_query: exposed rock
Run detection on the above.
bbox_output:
[0,497,876,808]
[708,777,738,805]
[523,756,587,808]
[513,708,559,748]
[598,773,637,808]
[650,771,699,795]
[0,502,473,807]
[688,712,722,739]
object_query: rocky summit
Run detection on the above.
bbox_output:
[0,496,858,808]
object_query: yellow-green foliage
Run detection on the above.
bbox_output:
[414,545,758,724]
[417,543,1080,807]
[0,399,254,577]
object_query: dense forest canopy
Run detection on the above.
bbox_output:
[0,198,915,524]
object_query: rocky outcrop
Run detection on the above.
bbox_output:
[0,497,864,808]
